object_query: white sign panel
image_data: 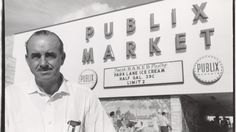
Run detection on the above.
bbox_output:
[104,61,183,88]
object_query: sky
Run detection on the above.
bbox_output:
[5,0,159,36]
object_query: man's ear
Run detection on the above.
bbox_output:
[25,54,30,65]
[61,52,66,65]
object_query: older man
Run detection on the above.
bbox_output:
[6,30,115,132]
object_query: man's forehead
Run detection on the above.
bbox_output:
[28,34,60,44]
[27,35,61,53]
[27,35,61,49]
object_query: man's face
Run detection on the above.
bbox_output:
[25,35,65,82]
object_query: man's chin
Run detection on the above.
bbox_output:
[34,71,60,82]
[35,75,55,82]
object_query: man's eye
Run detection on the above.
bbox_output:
[45,53,56,59]
[31,54,41,59]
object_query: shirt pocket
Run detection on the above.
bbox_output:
[66,119,84,132]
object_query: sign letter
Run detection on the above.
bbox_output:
[127,18,136,36]
[104,22,113,39]
[82,48,94,64]
[126,41,136,59]
[192,2,208,23]
[149,37,161,56]
[103,45,115,62]
[200,28,214,47]
[175,33,186,51]
[150,13,160,32]
[86,26,94,42]
[171,9,176,28]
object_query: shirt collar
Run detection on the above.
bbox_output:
[26,77,70,96]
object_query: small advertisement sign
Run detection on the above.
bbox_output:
[104,60,184,88]
[78,69,98,90]
[193,55,223,84]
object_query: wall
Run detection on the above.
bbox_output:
[180,96,203,132]
[170,96,182,132]
[5,36,16,87]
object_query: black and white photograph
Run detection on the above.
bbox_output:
[4,0,235,132]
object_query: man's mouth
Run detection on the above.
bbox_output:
[38,68,53,73]
[38,67,53,71]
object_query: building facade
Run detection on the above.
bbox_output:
[11,0,234,132]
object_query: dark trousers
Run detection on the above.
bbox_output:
[160,126,168,132]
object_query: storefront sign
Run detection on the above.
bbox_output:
[78,69,98,90]
[104,60,183,88]
[193,55,223,84]
[82,3,215,65]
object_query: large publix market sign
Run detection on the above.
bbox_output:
[78,1,220,88]
[82,2,214,64]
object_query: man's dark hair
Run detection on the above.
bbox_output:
[110,111,115,117]
[162,112,166,115]
[25,30,64,54]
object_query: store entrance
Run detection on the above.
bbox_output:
[205,115,234,132]
[187,93,234,132]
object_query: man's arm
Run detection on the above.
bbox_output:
[165,117,172,130]
[84,93,116,132]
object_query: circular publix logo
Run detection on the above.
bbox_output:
[78,69,98,90]
[193,55,223,84]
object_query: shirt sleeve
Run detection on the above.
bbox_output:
[84,92,116,132]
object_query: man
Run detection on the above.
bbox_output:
[159,111,172,132]
[6,30,116,132]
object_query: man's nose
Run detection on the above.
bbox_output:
[39,56,48,67]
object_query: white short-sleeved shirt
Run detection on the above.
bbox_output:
[6,78,115,132]
[159,115,170,126]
